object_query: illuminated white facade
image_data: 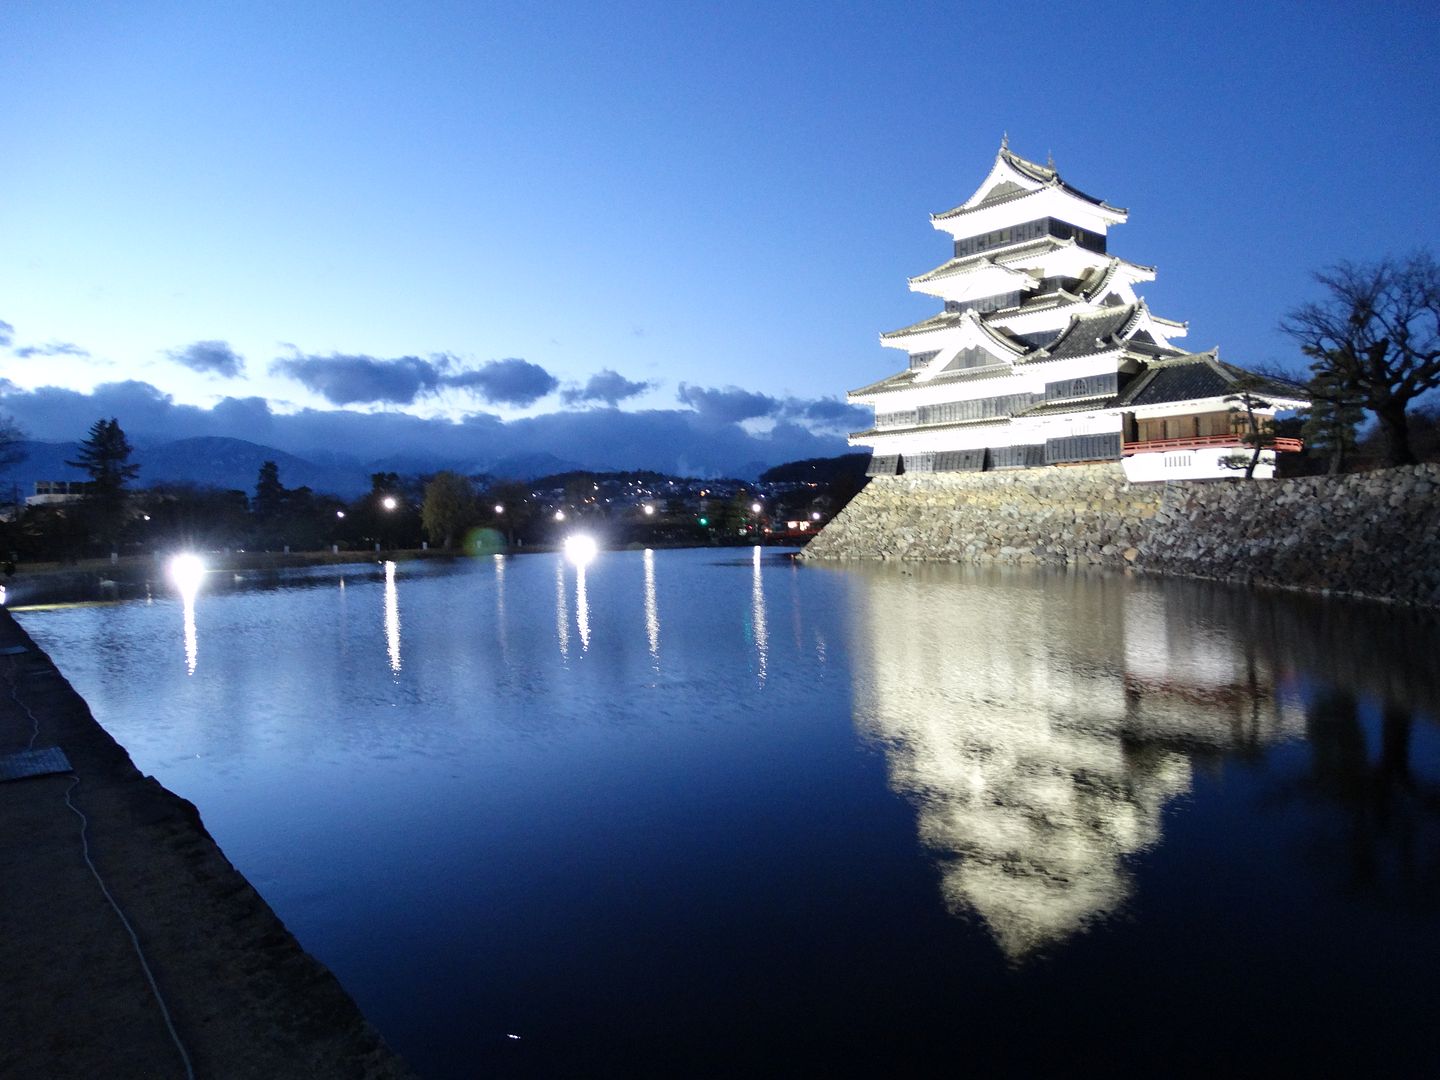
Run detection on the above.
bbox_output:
[850,141,1307,481]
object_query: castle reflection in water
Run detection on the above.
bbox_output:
[844,565,1310,960]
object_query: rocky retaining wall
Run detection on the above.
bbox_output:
[801,462,1440,608]
[1134,463,1440,607]
[800,463,1163,566]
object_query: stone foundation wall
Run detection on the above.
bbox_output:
[800,463,1163,567]
[1134,463,1440,607]
[801,462,1440,608]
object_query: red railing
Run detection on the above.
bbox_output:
[1123,434,1303,455]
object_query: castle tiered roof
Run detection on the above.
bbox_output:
[846,140,1307,480]
[928,143,1128,241]
[932,144,1127,223]
[1114,352,1308,409]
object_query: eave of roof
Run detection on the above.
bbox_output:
[932,175,1127,222]
[851,416,1012,439]
[879,310,964,340]
[1113,351,1310,408]
[1016,395,1117,417]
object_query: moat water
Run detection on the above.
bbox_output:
[15,549,1440,1076]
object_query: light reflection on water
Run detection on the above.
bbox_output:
[643,548,660,668]
[750,545,768,686]
[553,556,569,661]
[179,577,199,677]
[383,561,401,674]
[13,551,1440,1076]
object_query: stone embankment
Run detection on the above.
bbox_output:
[1136,463,1440,608]
[801,463,1163,566]
[802,462,1440,608]
[0,608,413,1079]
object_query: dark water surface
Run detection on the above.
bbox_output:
[15,549,1440,1076]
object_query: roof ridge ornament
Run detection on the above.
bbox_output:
[1001,131,1009,150]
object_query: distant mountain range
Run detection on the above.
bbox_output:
[3,438,629,500]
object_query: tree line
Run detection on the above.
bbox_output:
[0,425,812,562]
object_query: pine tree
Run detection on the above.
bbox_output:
[66,417,140,496]
[65,417,140,547]
[254,460,286,519]
[1301,370,1365,475]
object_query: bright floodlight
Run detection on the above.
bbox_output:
[563,533,598,566]
[751,502,762,514]
[169,553,206,593]
[554,510,566,521]
[811,512,821,520]
[494,504,505,514]
[382,496,398,511]
[643,504,655,515]
[336,510,346,518]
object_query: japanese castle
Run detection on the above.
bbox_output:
[850,141,1306,481]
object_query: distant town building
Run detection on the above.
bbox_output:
[27,480,94,506]
[849,140,1307,481]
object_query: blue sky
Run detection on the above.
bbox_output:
[1,1,1437,471]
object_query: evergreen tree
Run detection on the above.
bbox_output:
[254,460,286,520]
[1301,370,1365,475]
[0,413,24,474]
[65,418,139,546]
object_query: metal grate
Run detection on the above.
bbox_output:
[0,746,73,782]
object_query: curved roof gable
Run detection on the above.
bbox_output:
[933,142,1127,223]
[1116,352,1310,408]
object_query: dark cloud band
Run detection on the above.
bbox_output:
[270,352,559,407]
[13,341,90,359]
[562,369,654,407]
[0,378,849,478]
[168,340,245,378]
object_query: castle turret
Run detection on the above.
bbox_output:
[850,143,1308,481]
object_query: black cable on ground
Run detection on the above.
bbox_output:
[4,650,196,1079]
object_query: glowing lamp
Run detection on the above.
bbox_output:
[563,534,598,566]
[169,553,206,593]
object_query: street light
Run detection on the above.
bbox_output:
[336,510,346,519]
[643,504,655,516]
[494,504,504,515]
[382,496,398,511]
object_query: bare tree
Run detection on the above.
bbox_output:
[1281,252,1440,467]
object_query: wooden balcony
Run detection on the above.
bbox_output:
[1123,434,1304,456]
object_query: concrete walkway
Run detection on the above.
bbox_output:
[0,608,413,1079]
